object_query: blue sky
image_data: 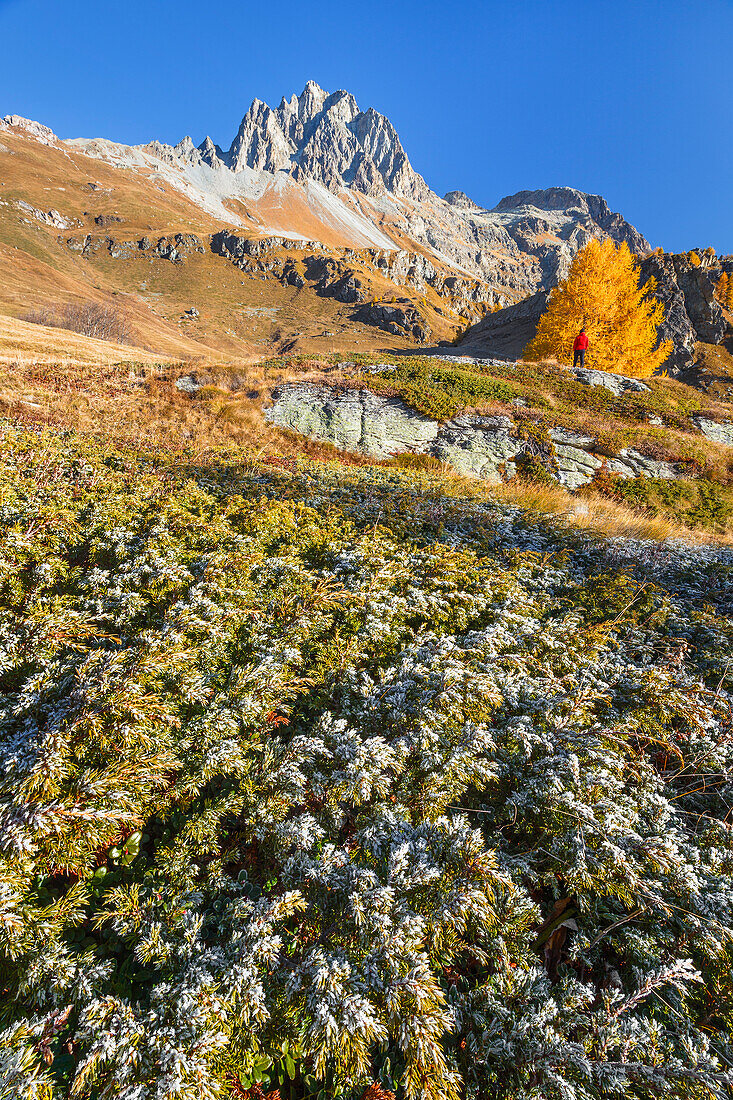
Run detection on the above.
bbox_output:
[1,0,731,253]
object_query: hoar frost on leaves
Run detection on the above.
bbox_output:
[1,424,733,1099]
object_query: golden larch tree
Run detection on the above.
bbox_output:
[717,271,733,310]
[524,238,671,378]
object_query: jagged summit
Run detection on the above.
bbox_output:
[184,81,429,200]
[8,87,653,296]
[492,187,650,254]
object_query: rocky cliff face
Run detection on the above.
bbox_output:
[178,80,430,202]
[639,253,728,370]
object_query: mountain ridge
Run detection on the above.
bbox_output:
[37,81,650,294]
[0,87,676,361]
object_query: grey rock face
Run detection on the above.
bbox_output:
[266,384,438,459]
[676,267,727,344]
[432,415,521,481]
[356,301,431,342]
[638,253,695,372]
[444,191,481,210]
[17,199,77,229]
[571,368,650,395]
[267,383,683,487]
[694,417,733,446]
[217,81,430,201]
[175,375,201,393]
[639,253,728,372]
[611,449,680,480]
[493,188,650,256]
[548,428,604,490]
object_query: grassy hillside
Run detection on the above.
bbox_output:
[0,126,469,360]
[1,420,733,1099]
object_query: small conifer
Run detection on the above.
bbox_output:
[523,238,671,377]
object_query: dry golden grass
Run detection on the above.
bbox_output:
[0,125,464,362]
[491,477,724,544]
[0,313,171,366]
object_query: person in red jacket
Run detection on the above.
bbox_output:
[573,328,589,368]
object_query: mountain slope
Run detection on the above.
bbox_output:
[60,83,649,294]
[0,88,653,358]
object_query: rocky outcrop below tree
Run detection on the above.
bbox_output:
[265,381,683,488]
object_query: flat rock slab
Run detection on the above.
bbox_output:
[266,384,438,459]
[571,368,650,395]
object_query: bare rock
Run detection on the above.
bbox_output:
[693,417,733,446]
[571,368,650,395]
[266,384,683,488]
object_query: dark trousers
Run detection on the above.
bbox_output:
[573,349,586,368]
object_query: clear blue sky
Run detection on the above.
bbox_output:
[1,0,731,253]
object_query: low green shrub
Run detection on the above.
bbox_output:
[1,422,733,1100]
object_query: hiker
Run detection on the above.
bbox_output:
[573,328,589,368]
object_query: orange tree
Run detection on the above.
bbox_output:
[524,238,671,378]
[717,271,733,310]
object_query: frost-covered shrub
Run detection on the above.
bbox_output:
[1,423,733,1099]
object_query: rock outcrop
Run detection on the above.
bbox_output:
[639,252,727,371]
[356,300,431,343]
[65,233,204,263]
[693,417,733,446]
[265,382,683,487]
[17,200,78,229]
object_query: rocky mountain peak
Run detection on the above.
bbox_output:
[493,187,651,255]
[444,190,482,210]
[216,82,429,200]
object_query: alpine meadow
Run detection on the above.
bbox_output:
[2,3,733,1099]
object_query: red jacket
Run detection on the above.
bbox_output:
[573,332,589,351]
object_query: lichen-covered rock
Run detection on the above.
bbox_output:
[571,368,650,394]
[694,417,733,446]
[266,384,683,489]
[548,428,604,489]
[431,415,521,481]
[266,384,438,458]
[611,448,680,480]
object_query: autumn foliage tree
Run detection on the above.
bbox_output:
[717,271,733,310]
[524,238,671,378]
